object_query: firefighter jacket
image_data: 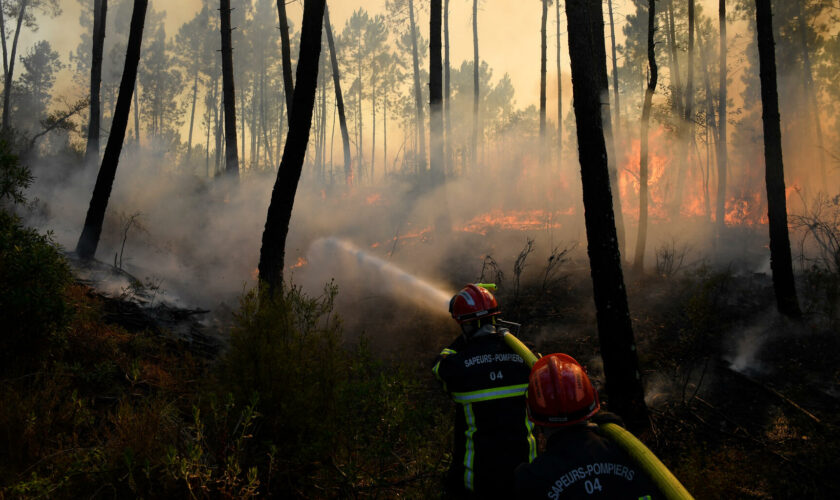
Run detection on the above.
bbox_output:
[514,420,663,500]
[433,325,537,497]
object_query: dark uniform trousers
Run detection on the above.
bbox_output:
[515,423,663,500]
[433,328,537,498]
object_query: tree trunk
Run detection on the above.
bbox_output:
[607,0,620,134]
[634,0,658,273]
[471,0,479,170]
[408,0,426,174]
[665,0,683,115]
[370,73,376,182]
[444,0,452,174]
[796,2,826,186]
[675,0,696,215]
[85,0,107,167]
[0,0,8,79]
[277,0,295,116]
[556,0,562,166]
[754,0,801,319]
[591,0,625,259]
[1,0,27,132]
[539,0,548,163]
[356,36,363,181]
[76,0,148,260]
[220,0,239,178]
[431,0,443,183]
[187,71,198,163]
[259,0,325,292]
[695,14,717,222]
[564,0,648,431]
[133,81,140,144]
[324,4,352,185]
[716,0,727,240]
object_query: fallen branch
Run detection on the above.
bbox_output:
[720,362,821,424]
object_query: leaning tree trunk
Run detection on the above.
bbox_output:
[408,0,426,174]
[715,0,727,241]
[220,0,239,178]
[258,0,326,293]
[277,0,295,117]
[754,0,801,319]
[324,4,352,185]
[76,0,148,260]
[564,0,648,431]
[539,0,548,163]
[633,0,658,273]
[85,0,107,167]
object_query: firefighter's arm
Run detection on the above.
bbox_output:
[432,336,463,386]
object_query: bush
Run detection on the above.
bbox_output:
[0,210,72,372]
[220,283,448,496]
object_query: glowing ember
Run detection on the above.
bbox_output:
[291,257,307,269]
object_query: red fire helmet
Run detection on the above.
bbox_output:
[449,284,501,324]
[527,353,600,427]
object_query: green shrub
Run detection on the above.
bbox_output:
[0,210,72,373]
[0,138,31,205]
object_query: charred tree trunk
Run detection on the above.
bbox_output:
[277,0,295,116]
[607,0,620,134]
[408,0,426,174]
[471,0,479,170]
[796,2,826,186]
[716,0,727,240]
[258,0,325,292]
[430,0,443,182]
[696,14,717,221]
[634,0,658,273]
[591,0,625,258]
[754,0,801,319]
[675,0,696,214]
[76,0,148,260]
[539,0,548,162]
[220,0,239,178]
[556,0,562,165]
[1,0,27,132]
[186,72,198,163]
[85,0,107,167]
[565,0,648,430]
[324,5,352,185]
[444,0,452,174]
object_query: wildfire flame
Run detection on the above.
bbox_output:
[459,209,567,236]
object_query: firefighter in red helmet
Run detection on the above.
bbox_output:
[515,353,662,499]
[433,284,536,498]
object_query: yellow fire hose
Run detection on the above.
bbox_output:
[502,331,694,500]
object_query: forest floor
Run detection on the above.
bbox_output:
[3,229,839,498]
